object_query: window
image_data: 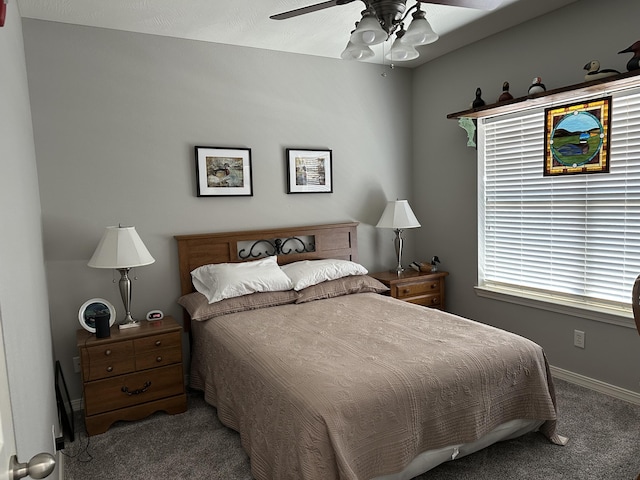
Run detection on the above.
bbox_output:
[477,88,640,326]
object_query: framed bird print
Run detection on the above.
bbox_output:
[195,146,253,196]
[544,97,611,176]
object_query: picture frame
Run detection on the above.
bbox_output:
[544,96,611,176]
[195,146,253,197]
[78,298,116,333]
[286,148,333,194]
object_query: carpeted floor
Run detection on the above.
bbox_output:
[63,379,640,479]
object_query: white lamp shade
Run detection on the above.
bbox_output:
[88,226,155,269]
[341,41,375,60]
[376,200,421,229]
[350,13,387,46]
[401,12,439,46]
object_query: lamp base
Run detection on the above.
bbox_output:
[392,229,405,275]
[118,321,141,330]
[118,314,141,329]
[116,269,141,329]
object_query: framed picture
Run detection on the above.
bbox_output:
[286,148,333,194]
[544,97,611,176]
[195,146,253,196]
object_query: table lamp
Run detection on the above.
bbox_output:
[376,200,421,274]
[88,225,155,329]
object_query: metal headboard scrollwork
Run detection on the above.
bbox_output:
[238,236,315,260]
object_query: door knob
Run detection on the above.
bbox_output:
[9,452,56,480]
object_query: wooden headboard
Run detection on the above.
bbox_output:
[175,222,359,331]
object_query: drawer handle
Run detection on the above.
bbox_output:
[104,349,112,356]
[430,283,437,289]
[121,381,151,396]
[431,297,439,304]
[156,356,162,363]
[402,288,410,294]
[106,366,113,373]
[155,340,162,346]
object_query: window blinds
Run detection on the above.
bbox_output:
[479,89,640,309]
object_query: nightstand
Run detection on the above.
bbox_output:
[76,315,187,436]
[369,270,449,309]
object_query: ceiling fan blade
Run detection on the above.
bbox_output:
[424,0,502,10]
[270,0,358,20]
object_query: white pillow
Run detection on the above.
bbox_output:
[280,259,368,291]
[191,256,293,304]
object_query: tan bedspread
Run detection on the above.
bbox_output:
[190,292,563,480]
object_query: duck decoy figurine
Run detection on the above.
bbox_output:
[583,60,620,81]
[497,81,513,102]
[528,77,546,95]
[619,41,640,72]
[472,87,485,109]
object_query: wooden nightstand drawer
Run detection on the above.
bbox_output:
[84,357,135,381]
[135,346,182,371]
[134,331,180,353]
[84,341,134,363]
[84,364,184,416]
[368,270,449,310]
[407,294,441,307]
[395,280,441,299]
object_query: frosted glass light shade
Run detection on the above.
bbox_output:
[402,10,439,46]
[88,226,155,268]
[376,200,421,229]
[341,41,375,60]
[350,12,387,46]
[386,37,419,61]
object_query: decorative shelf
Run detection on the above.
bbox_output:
[447,70,640,120]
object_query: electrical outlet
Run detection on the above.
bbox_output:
[573,330,585,349]
[73,356,81,373]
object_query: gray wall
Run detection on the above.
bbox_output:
[22,0,640,404]
[412,0,640,393]
[22,20,415,401]
[0,3,59,476]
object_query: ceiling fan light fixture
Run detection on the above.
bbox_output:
[270,0,501,62]
[350,9,387,46]
[401,8,439,46]
[341,41,375,60]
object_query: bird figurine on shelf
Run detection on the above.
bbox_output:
[528,77,546,95]
[497,81,514,102]
[619,41,640,72]
[472,87,485,109]
[583,60,620,81]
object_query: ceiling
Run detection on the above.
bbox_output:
[17,0,576,68]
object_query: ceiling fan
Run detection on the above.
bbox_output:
[271,0,503,62]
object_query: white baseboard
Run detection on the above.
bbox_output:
[550,365,640,405]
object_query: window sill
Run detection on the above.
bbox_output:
[474,285,635,329]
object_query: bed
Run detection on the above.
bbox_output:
[175,222,566,480]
